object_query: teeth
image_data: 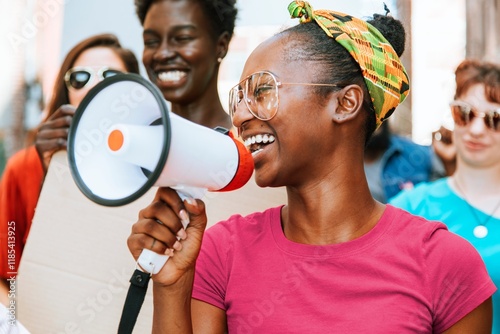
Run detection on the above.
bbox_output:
[244,134,275,148]
[158,71,186,82]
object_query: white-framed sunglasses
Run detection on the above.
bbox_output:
[64,66,122,90]
[450,100,500,132]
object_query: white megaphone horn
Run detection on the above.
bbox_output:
[67,74,254,274]
[67,73,254,208]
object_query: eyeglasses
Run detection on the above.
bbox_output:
[229,70,340,121]
[450,101,500,132]
[64,67,122,90]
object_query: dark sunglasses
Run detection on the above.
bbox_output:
[64,67,122,90]
[450,101,500,132]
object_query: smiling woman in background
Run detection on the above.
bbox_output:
[391,59,500,333]
[135,0,236,130]
[0,33,139,305]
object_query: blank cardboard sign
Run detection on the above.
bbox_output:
[16,151,286,333]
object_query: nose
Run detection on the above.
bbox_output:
[153,40,176,62]
[87,75,103,91]
[231,96,255,130]
[468,113,488,135]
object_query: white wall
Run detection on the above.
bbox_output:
[411,0,466,144]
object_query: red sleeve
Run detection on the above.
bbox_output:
[0,147,43,279]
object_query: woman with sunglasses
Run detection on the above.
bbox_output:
[0,33,139,304]
[127,2,495,332]
[391,59,500,333]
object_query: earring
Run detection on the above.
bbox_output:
[217,57,223,63]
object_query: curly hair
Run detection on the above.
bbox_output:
[134,0,237,39]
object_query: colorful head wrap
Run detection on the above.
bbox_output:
[288,1,410,127]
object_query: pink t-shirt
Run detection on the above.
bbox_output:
[193,205,496,333]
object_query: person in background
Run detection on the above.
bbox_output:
[364,120,448,203]
[390,58,500,333]
[127,2,495,332]
[0,33,139,305]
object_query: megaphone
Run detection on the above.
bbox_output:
[67,73,254,273]
[67,73,254,207]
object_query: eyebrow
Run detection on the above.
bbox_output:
[143,25,197,36]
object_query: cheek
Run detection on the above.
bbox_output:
[493,133,500,152]
[182,44,214,67]
[142,50,152,67]
[68,89,87,107]
[452,127,465,143]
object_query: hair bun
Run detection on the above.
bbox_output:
[367,13,406,57]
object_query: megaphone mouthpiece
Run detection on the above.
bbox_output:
[218,132,254,192]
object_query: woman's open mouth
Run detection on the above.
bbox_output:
[156,70,187,83]
[244,134,276,156]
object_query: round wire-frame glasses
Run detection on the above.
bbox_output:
[229,70,340,121]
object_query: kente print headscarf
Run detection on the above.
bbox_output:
[288,1,410,127]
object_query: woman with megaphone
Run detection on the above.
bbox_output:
[0,33,140,305]
[127,1,495,333]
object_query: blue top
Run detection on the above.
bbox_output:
[390,178,500,333]
[365,135,444,203]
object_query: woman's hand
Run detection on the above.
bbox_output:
[35,104,76,172]
[127,187,208,286]
[432,126,457,176]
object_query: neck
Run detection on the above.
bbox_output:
[282,162,384,245]
[171,102,231,130]
[453,162,500,196]
[170,82,232,130]
[452,165,500,218]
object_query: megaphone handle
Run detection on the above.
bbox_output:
[136,190,193,274]
[137,249,170,275]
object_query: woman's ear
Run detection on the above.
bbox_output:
[330,85,364,124]
[216,32,231,62]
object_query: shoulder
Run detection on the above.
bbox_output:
[385,206,495,332]
[425,228,496,331]
[383,206,480,268]
[2,146,40,181]
[385,204,448,243]
[204,206,280,244]
[4,146,40,171]
[389,178,450,207]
